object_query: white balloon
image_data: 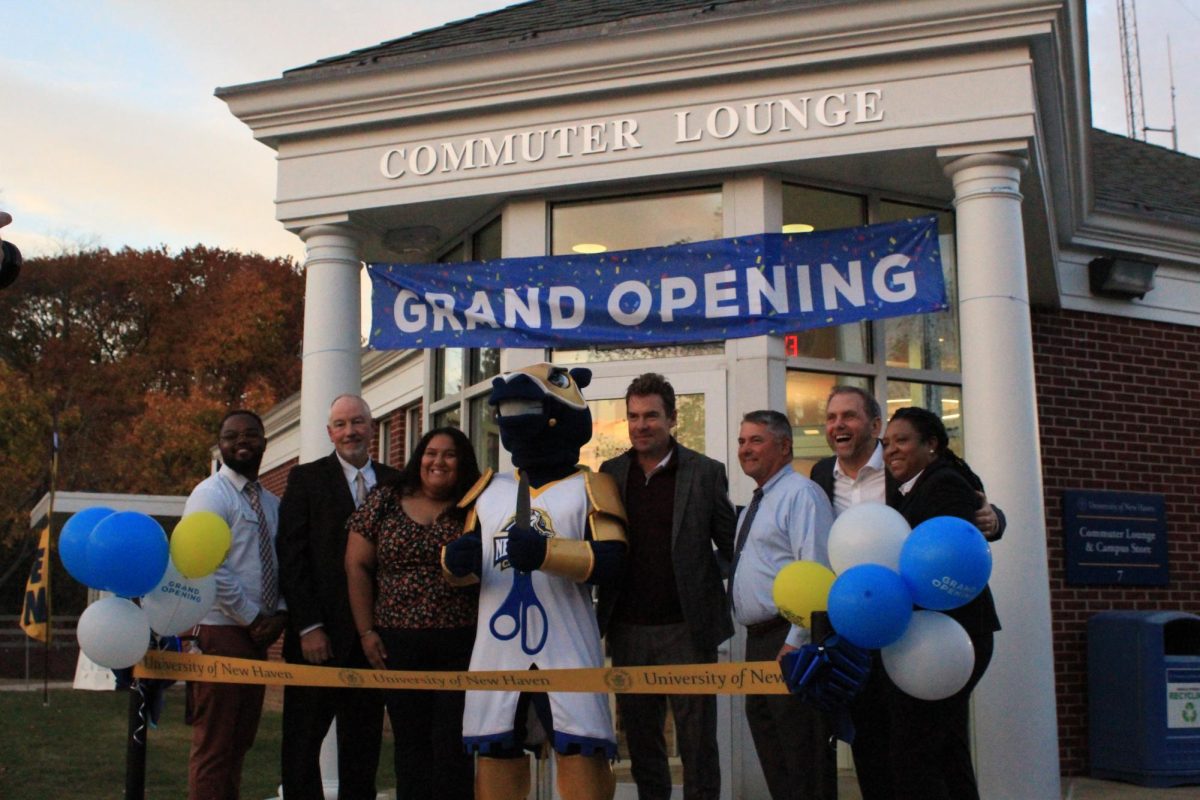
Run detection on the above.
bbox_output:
[142,561,217,636]
[77,596,151,669]
[881,610,975,701]
[829,502,911,574]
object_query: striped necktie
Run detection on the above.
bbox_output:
[243,482,278,613]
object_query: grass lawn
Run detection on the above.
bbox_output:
[0,686,396,800]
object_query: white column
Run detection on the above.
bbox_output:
[722,173,787,502]
[298,225,365,463]
[496,199,549,474]
[943,152,1059,799]
[498,198,548,373]
[721,173,785,800]
[295,223,365,800]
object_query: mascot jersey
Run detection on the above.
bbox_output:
[463,469,615,755]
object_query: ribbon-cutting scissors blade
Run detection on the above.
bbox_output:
[516,471,531,528]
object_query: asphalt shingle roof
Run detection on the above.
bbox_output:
[1091,128,1200,228]
[283,0,847,76]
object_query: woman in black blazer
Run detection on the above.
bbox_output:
[879,406,1000,800]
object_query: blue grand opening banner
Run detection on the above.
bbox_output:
[367,216,948,350]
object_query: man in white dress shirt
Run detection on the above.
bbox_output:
[730,409,836,800]
[185,409,288,800]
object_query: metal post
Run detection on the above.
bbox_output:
[124,683,148,800]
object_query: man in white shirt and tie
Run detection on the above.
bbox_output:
[729,409,837,800]
[185,409,288,800]
[275,394,401,799]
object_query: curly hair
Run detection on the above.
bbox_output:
[889,406,983,491]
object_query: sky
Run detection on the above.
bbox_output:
[1,0,1197,263]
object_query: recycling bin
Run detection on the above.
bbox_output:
[1089,610,1200,786]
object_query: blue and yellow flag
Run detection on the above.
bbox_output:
[20,525,51,643]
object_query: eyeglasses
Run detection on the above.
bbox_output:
[220,430,264,443]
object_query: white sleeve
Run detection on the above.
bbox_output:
[184,483,260,626]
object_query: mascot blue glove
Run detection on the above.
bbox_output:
[780,632,871,744]
[506,522,547,572]
[442,530,482,578]
[781,633,871,710]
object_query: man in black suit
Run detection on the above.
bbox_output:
[809,385,1003,800]
[598,373,736,800]
[276,394,400,799]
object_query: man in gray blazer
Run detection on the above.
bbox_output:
[598,373,737,800]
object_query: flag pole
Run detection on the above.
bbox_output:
[43,428,58,706]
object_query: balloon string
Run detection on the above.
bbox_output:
[133,682,148,746]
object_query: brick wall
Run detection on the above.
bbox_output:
[381,402,420,468]
[260,457,297,498]
[1032,307,1200,774]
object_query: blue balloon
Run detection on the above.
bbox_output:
[899,516,992,611]
[58,506,116,586]
[827,564,913,649]
[86,511,170,598]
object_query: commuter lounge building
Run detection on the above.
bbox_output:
[218,1,1200,797]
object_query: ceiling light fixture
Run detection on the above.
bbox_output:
[572,243,607,254]
[782,223,815,234]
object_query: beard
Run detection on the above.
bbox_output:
[223,452,264,478]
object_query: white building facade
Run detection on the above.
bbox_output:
[222,2,1200,797]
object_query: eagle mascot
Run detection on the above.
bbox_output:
[442,362,626,800]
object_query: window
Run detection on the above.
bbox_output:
[550,188,725,364]
[783,185,965,461]
[578,393,706,471]
[786,371,870,476]
[376,419,392,466]
[405,404,423,463]
[552,188,723,255]
[781,185,870,363]
[878,202,959,372]
[886,381,964,455]
[427,216,504,472]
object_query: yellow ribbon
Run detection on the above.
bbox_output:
[134,650,788,695]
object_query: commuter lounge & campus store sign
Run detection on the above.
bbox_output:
[1063,490,1168,586]
[368,216,947,350]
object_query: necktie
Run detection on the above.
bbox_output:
[244,482,278,614]
[728,487,764,613]
[354,470,368,508]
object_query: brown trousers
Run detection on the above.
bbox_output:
[188,625,267,800]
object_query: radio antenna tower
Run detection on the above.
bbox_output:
[1116,0,1147,140]
[1144,37,1180,151]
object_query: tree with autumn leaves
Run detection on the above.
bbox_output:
[0,245,304,612]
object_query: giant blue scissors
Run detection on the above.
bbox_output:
[489,472,549,655]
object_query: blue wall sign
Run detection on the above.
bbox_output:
[367,216,947,350]
[1063,490,1168,586]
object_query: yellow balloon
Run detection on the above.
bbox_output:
[170,512,232,578]
[772,560,837,628]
